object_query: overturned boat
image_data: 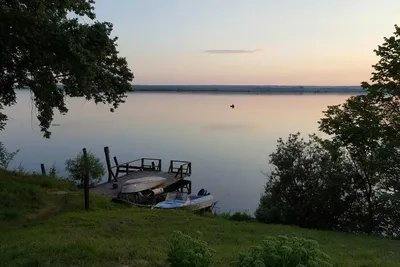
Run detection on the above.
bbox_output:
[153,189,216,212]
[117,176,167,204]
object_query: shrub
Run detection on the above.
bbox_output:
[48,162,58,177]
[65,151,105,187]
[230,212,254,222]
[167,230,215,267]
[0,141,19,170]
[235,235,333,267]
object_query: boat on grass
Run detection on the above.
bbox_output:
[117,176,167,204]
[120,176,166,193]
[153,189,216,212]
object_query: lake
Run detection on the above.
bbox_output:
[1,90,356,214]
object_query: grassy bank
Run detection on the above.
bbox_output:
[0,170,399,267]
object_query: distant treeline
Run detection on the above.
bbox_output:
[18,85,366,94]
[128,85,365,94]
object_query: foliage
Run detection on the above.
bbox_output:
[317,25,400,236]
[256,133,354,231]
[0,142,19,170]
[229,212,254,222]
[235,235,332,267]
[319,94,400,235]
[217,211,255,222]
[65,151,105,187]
[49,163,58,177]
[257,24,400,238]
[0,0,134,138]
[167,230,215,267]
[361,24,400,98]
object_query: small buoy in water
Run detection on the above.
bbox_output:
[230,104,235,108]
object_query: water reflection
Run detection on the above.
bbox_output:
[1,91,354,213]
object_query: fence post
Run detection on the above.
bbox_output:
[40,163,46,175]
[83,148,90,211]
[104,146,112,182]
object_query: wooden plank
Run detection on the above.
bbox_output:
[83,148,90,211]
[40,164,46,175]
[104,146,113,182]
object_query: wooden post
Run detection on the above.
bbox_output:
[83,148,90,211]
[104,146,112,182]
[40,164,46,175]
[113,156,119,177]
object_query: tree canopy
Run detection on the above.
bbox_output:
[0,0,134,138]
[257,25,400,238]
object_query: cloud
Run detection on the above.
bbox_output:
[204,49,264,54]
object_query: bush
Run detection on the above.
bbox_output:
[230,212,254,222]
[65,151,105,187]
[0,141,19,170]
[49,162,58,177]
[256,133,356,231]
[235,235,333,267]
[167,230,215,267]
[217,211,255,222]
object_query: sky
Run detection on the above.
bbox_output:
[92,0,400,86]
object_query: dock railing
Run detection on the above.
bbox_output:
[112,157,162,178]
[168,160,192,178]
[104,146,191,182]
[104,146,162,181]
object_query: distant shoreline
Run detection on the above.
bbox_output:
[17,85,367,95]
[128,85,366,94]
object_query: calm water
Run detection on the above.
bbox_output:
[1,91,355,214]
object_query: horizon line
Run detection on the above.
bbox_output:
[130,84,362,87]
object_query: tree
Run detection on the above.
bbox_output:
[65,150,105,187]
[319,25,400,235]
[319,95,397,233]
[257,24,400,238]
[0,142,19,170]
[255,133,357,231]
[0,0,134,138]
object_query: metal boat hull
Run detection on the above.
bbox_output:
[154,194,215,211]
[120,176,166,194]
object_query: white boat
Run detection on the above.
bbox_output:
[120,176,166,194]
[153,189,216,212]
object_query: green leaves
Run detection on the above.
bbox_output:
[260,24,400,238]
[65,150,105,187]
[167,230,215,267]
[256,133,354,230]
[234,236,333,267]
[0,0,134,138]
[0,142,19,170]
[366,24,400,97]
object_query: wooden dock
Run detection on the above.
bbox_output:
[89,147,192,198]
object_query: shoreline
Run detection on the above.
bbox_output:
[127,89,366,95]
[128,85,366,94]
[17,85,367,95]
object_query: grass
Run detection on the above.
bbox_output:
[0,170,399,267]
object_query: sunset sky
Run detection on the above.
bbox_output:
[93,0,400,86]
